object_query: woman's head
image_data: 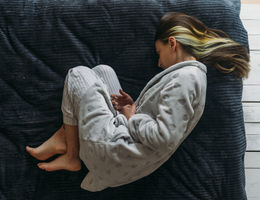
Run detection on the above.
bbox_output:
[155,36,196,69]
[155,12,250,78]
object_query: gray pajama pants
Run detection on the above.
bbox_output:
[61,65,122,126]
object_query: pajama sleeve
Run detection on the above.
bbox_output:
[79,69,206,192]
[128,71,202,152]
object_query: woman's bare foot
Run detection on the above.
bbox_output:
[26,126,67,161]
[37,153,82,172]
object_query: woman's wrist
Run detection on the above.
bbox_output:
[120,104,136,120]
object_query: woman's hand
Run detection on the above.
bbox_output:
[120,103,136,120]
[111,89,134,111]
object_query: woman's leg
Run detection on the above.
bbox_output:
[92,64,122,117]
[35,66,99,171]
[34,66,116,171]
[25,70,77,161]
[92,64,122,96]
[26,65,121,171]
[37,124,81,172]
[25,69,80,162]
[25,126,66,161]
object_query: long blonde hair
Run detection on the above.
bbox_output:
[155,12,250,78]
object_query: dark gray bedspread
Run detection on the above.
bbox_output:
[0,0,248,199]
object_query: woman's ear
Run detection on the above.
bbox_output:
[168,36,176,51]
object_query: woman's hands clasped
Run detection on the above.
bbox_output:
[111,89,136,120]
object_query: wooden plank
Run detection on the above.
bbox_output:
[243,103,260,123]
[246,134,260,151]
[243,51,260,85]
[248,35,260,51]
[241,4,260,19]
[248,199,260,200]
[243,86,260,101]
[249,49,260,63]
[245,169,260,198]
[245,123,260,135]
[242,19,260,34]
[242,0,260,4]
[245,152,260,168]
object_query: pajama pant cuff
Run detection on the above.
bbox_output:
[63,114,78,126]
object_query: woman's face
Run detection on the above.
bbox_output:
[155,39,176,69]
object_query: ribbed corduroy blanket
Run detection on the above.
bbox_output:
[0,0,248,199]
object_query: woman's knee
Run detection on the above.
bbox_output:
[68,66,92,76]
[65,66,99,89]
[92,64,116,75]
[67,66,98,80]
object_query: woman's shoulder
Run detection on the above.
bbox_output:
[167,61,207,80]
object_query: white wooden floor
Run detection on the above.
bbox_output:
[241,0,260,199]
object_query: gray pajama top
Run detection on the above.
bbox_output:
[77,61,207,191]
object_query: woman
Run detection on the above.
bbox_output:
[26,12,249,191]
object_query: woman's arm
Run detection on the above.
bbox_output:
[128,71,204,152]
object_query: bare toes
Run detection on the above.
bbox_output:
[37,155,81,172]
[26,146,40,159]
[37,163,47,171]
[26,146,32,153]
